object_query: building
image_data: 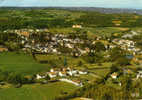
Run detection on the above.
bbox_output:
[48,72,57,78]
[36,74,46,79]
[59,72,66,77]
[137,71,142,79]
[72,25,82,28]
[0,47,8,52]
[78,70,88,75]
[111,72,118,79]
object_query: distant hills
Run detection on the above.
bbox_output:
[0,7,142,15]
[57,7,142,15]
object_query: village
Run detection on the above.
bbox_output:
[0,27,142,99]
[1,27,142,57]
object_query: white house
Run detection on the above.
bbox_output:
[72,25,82,28]
[52,49,57,53]
[50,68,54,73]
[59,72,66,77]
[67,71,73,76]
[72,70,78,74]
[36,74,46,79]
[111,72,118,79]
[137,71,142,79]
[78,71,88,75]
[66,43,73,49]
[48,72,57,78]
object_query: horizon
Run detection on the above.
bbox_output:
[0,0,142,9]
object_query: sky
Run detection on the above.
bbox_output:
[0,0,142,9]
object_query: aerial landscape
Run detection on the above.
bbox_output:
[0,0,142,100]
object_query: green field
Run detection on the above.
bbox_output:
[36,54,86,67]
[0,82,78,100]
[0,52,50,75]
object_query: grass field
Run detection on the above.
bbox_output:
[0,82,78,100]
[0,52,50,75]
[36,54,86,67]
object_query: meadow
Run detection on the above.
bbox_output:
[0,52,50,75]
[0,82,78,100]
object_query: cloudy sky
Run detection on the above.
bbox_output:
[0,0,142,9]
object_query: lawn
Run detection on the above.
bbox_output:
[0,82,78,100]
[0,52,50,75]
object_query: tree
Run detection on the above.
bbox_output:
[121,76,133,99]
[109,47,126,61]
[7,72,22,84]
[116,56,131,66]
[110,64,120,73]
[5,41,20,51]
[64,57,67,67]
[102,93,113,100]
[94,42,106,52]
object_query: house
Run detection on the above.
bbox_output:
[66,43,74,49]
[36,74,46,79]
[20,31,30,37]
[59,71,66,77]
[85,47,90,53]
[78,71,88,75]
[72,70,78,74]
[67,67,71,71]
[72,25,82,28]
[137,71,142,79]
[48,72,57,78]
[111,72,118,79]
[50,68,55,73]
[52,49,57,53]
[67,71,73,76]
[0,47,8,52]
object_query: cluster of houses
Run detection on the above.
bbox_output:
[3,29,49,37]
[22,33,90,56]
[1,28,103,56]
[2,28,89,56]
[122,31,138,39]
[112,39,142,55]
[36,67,88,86]
[36,67,88,79]
[1,28,142,60]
